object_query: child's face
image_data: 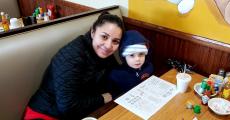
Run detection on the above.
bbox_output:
[125,52,146,69]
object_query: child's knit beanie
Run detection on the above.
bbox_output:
[120,30,148,57]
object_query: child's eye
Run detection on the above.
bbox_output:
[112,40,120,45]
[129,54,134,57]
[139,53,145,56]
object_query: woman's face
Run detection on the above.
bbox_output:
[91,22,122,58]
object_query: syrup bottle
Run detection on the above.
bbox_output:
[1,12,10,32]
[222,80,230,100]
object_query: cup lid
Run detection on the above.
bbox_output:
[176,73,192,81]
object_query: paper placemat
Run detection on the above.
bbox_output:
[115,75,178,120]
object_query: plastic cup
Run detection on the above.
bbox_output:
[10,18,21,29]
[176,73,192,93]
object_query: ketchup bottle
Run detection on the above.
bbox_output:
[47,4,56,20]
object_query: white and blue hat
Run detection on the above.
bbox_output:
[120,30,148,57]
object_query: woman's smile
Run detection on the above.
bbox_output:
[98,45,111,56]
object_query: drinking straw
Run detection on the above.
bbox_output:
[184,64,186,73]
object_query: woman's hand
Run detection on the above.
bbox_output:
[101,93,112,104]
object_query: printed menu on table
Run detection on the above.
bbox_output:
[115,75,178,120]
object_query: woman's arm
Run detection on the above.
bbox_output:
[51,39,105,118]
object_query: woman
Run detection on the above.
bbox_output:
[24,12,125,120]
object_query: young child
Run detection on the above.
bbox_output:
[108,30,154,98]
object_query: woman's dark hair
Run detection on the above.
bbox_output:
[91,11,125,35]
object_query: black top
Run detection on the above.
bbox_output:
[28,32,118,119]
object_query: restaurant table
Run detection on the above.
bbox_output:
[99,69,230,120]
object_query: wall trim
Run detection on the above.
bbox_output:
[0,5,119,38]
[123,17,230,53]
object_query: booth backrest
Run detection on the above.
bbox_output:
[0,6,122,120]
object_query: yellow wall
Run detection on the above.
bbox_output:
[129,0,230,44]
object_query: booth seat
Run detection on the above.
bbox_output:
[0,6,122,120]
